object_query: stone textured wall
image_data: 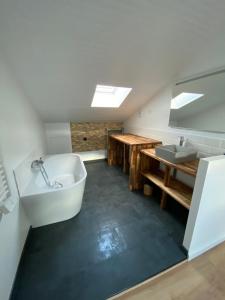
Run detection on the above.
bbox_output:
[70,122,123,152]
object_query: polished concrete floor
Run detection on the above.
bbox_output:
[11,160,187,300]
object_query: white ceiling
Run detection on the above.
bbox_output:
[0,0,225,122]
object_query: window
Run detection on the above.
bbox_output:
[91,85,132,107]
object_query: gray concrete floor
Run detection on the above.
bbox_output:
[11,160,187,300]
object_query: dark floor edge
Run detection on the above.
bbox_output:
[84,158,107,164]
[181,245,188,256]
[9,226,32,300]
[108,258,187,299]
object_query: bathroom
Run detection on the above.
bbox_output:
[1,1,225,300]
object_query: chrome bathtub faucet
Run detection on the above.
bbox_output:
[179,136,185,146]
[31,157,63,189]
[31,157,44,169]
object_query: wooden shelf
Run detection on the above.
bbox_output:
[141,171,192,210]
[141,170,164,188]
[141,148,199,177]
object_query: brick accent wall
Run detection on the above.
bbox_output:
[70,122,123,152]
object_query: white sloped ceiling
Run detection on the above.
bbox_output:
[0,0,225,122]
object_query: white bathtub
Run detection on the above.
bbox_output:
[21,154,87,228]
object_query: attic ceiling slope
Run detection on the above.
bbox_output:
[0,0,225,122]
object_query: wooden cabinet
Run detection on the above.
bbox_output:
[140,149,199,210]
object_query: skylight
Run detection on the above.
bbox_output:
[91,85,132,108]
[171,92,204,109]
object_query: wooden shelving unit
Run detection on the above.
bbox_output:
[140,149,199,210]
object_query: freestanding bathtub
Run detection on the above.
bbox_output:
[21,154,87,228]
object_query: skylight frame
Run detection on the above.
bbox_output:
[96,85,116,94]
[91,84,132,108]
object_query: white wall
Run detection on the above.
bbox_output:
[125,84,225,259]
[45,123,72,155]
[184,156,225,259]
[0,57,46,300]
[125,85,225,155]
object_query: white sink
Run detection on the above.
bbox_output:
[155,145,197,164]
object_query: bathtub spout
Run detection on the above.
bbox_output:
[52,181,63,189]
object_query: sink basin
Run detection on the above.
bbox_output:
[155,145,197,164]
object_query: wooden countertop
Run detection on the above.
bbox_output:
[141,148,199,177]
[110,134,161,146]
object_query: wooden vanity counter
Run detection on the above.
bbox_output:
[140,148,199,210]
[108,134,161,190]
